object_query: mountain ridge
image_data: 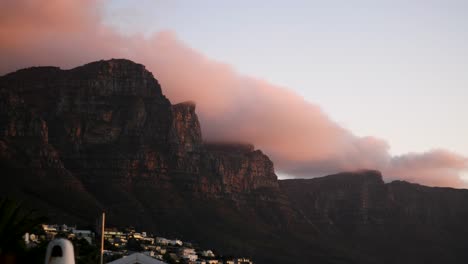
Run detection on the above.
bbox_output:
[1,59,468,264]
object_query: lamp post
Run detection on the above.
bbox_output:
[100,212,105,264]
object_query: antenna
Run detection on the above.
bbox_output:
[100,212,106,264]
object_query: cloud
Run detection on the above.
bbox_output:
[385,150,468,188]
[1,0,467,188]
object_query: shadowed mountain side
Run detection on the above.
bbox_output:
[0,59,364,264]
[0,88,101,224]
[1,59,468,264]
[281,170,468,264]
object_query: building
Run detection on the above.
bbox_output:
[42,224,58,239]
[235,258,253,264]
[72,229,94,244]
[155,237,170,245]
[200,250,215,258]
[180,247,198,261]
[168,239,183,246]
[104,228,125,240]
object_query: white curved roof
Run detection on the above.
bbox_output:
[107,253,167,264]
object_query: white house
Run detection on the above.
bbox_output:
[200,250,215,258]
[235,258,253,264]
[180,247,198,261]
[168,239,183,246]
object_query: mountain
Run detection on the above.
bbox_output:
[281,170,468,264]
[1,59,468,264]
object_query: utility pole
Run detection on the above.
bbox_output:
[100,212,105,264]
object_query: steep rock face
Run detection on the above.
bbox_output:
[0,89,48,144]
[168,101,280,195]
[201,143,279,194]
[281,171,468,264]
[7,59,468,264]
[0,60,175,228]
[0,87,100,223]
[169,101,202,174]
[1,59,342,264]
[2,59,171,148]
[1,60,172,170]
[170,101,202,152]
[281,170,386,230]
[0,59,286,203]
[166,103,298,250]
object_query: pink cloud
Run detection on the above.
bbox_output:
[384,150,468,187]
[1,0,467,188]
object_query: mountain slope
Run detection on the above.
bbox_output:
[281,171,468,264]
[0,59,359,264]
[1,59,468,264]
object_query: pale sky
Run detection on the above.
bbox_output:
[102,0,468,160]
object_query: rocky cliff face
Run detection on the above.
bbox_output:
[281,171,468,264]
[168,99,280,197]
[0,81,101,223]
[2,59,468,264]
[0,59,328,264]
[0,58,284,203]
[281,170,387,229]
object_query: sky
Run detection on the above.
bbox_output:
[101,0,468,156]
[1,0,467,187]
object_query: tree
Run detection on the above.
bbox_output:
[72,237,99,264]
[126,237,143,252]
[0,198,46,263]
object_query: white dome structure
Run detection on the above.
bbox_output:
[44,238,75,264]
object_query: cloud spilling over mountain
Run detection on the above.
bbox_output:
[1,0,467,187]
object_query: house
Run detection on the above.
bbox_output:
[140,236,155,245]
[133,232,143,239]
[156,237,170,245]
[72,229,94,244]
[200,250,215,258]
[168,239,183,246]
[42,224,58,239]
[104,228,125,240]
[235,258,253,264]
[180,247,198,261]
[107,253,167,264]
